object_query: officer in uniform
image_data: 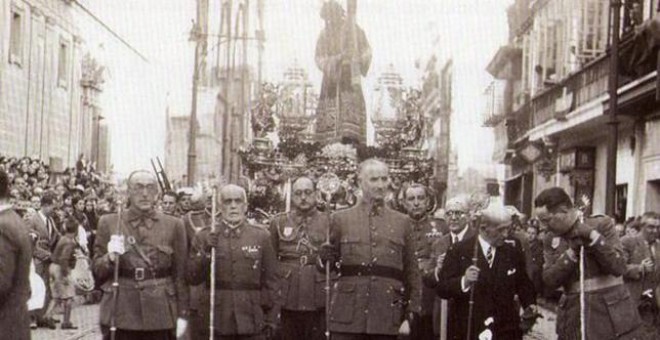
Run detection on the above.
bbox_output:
[182,194,219,339]
[535,187,644,339]
[93,170,189,340]
[269,177,331,340]
[320,159,421,340]
[187,184,278,340]
[401,183,443,339]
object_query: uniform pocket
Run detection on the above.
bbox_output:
[330,282,356,324]
[603,288,640,337]
[340,236,360,255]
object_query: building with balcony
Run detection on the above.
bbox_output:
[485,0,660,220]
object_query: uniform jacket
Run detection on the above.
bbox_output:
[187,220,278,336]
[0,207,32,340]
[410,215,444,317]
[326,202,421,335]
[621,233,660,306]
[270,209,331,311]
[543,215,642,339]
[93,207,189,330]
[436,235,535,340]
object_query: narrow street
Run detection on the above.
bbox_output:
[30,302,558,340]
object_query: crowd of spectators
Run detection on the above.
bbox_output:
[0,154,118,330]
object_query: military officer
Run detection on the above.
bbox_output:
[182,194,219,340]
[93,170,189,340]
[535,187,644,339]
[187,184,278,340]
[269,177,330,340]
[401,183,443,339]
[319,159,421,340]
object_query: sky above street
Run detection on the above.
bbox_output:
[76,0,512,177]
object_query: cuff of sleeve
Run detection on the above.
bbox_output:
[588,231,601,247]
[461,277,470,292]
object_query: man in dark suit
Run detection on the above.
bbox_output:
[27,191,59,329]
[435,204,537,340]
[319,159,421,340]
[0,169,32,340]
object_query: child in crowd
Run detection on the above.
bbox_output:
[46,217,81,329]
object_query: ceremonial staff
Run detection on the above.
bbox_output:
[209,188,218,340]
[318,173,341,340]
[465,194,489,340]
[109,203,123,340]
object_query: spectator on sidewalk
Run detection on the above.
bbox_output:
[46,217,82,330]
[0,169,32,340]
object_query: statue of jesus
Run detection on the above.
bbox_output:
[315,0,371,145]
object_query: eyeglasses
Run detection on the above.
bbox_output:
[446,210,466,218]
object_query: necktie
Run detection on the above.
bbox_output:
[452,235,458,245]
[486,246,494,267]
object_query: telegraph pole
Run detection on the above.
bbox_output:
[187,0,209,186]
[605,0,621,216]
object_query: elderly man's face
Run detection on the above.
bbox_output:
[359,163,389,203]
[404,186,428,219]
[220,186,247,224]
[641,217,660,243]
[128,172,159,212]
[446,209,468,234]
[481,222,509,247]
[292,178,315,212]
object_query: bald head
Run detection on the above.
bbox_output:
[478,204,512,247]
[219,184,248,224]
[127,170,159,212]
[292,177,316,212]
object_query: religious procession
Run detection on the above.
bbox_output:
[3,0,660,339]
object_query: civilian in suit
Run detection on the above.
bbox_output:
[423,195,477,337]
[27,192,60,329]
[0,169,32,340]
[435,204,537,340]
[621,212,660,330]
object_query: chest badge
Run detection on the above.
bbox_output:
[283,227,293,237]
[551,237,561,249]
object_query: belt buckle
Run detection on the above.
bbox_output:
[300,255,308,266]
[135,267,145,281]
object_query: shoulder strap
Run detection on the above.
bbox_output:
[118,216,155,270]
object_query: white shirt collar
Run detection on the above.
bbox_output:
[478,235,495,259]
[451,225,469,242]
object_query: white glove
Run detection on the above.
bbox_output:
[176,317,188,338]
[108,235,126,255]
[398,319,410,335]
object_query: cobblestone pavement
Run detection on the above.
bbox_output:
[32,301,101,340]
[30,302,559,340]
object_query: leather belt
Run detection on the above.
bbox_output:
[206,280,261,290]
[340,265,404,282]
[280,254,318,266]
[567,275,624,294]
[119,267,171,281]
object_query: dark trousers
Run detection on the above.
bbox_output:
[331,333,396,340]
[409,314,434,340]
[281,309,326,340]
[101,326,175,340]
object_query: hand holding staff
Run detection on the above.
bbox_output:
[209,187,218,340]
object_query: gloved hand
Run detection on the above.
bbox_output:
[398,319,411,335]
[519,305,542,334]
[318,243,337,264]
[207,230,220,250]
[175,317,188,338]
[107,235,126,262]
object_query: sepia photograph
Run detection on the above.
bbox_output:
[1,0,659,339]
